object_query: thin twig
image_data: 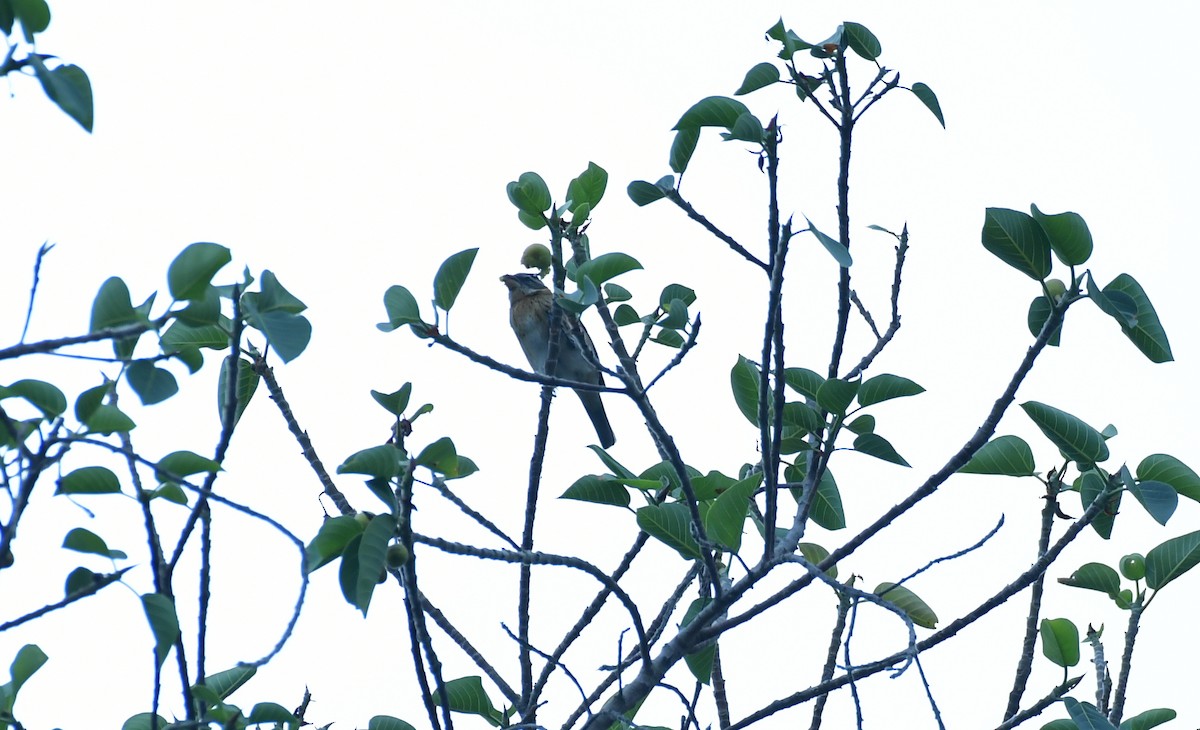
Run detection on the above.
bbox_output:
[665,190,769,271]
[19,242,54,344]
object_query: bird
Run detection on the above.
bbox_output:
[500,273,616,448]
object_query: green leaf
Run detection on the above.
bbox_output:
[842,21,881,60]
[796,542,838,579]
[1145,529,1200,591]
[368,717,418,730]
[433,248,478,312]
[705,475,760,552]
[1128,480,1177,526]
[730,355,763,426]
[175,285,221,327]
[637,503,702,560]
[1057,562,1120,596]
[7,644,48,697]
[30,57,94,132]
[84,404,136,434]
[379,285,424,331]
[1063,698,1117,730]
[1136,454,1200,503]
[350,515,394,615]
[217,357,259,429]
[853,433,910,467]
[90,276,141,334]
[806,217,852,267]
[201,666,258,700]
[659,299,689,329]
[681,598,717,684]
[846,414,874,435]
[126,360,179,406]
[981,208,1052,281]
[4,379,66,417]
[306,515,365,573]
[1020,401,1109,466]
[875,582,937,628]
[783,401,825,432]
[567,161,608,214]
[157,451,221,480]
[62,527,126,559]
[576,252,643,287]
[958,435,1036,476]
[1086,271,1138,329]
[673,95,751,131]
[856,374,924,407]
[784,367,824,400]
[1030,205,1092,266]
[338,444,404,481]
[371,383,412,417]
[561,474,631,508]
[669,127,700,174]
[627,180,667,206]
[246,702,297,726]
[816,378,858,416]
[161,320,231,352]
[506,171,552,215]
[1027,295,1063,346]
[909,82,945,128]
[12,0,50,36]
[415,437,461,477]
[167,242,231,300]
[430,676,503,726]
[1119,708,1177,730]
[141,593,180,668]
[1039,617,1080,667]
[1078,469,1120,540]
[57,466,121,495]
[74,382,110,421]
[734,62,780,95]
[721,112,764,144]
[765,18,814,60]
[1102,274,1173,363]
[247,311,312,363]
[808,468,845,530]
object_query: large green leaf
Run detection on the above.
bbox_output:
[1063,698,1117,730]
[217,357,259,429]
[126,360,179,406]
[734,62,780,95]
[909,82,945,128]
[576,253,643,286]
[808,468,845,531]
[730,355,763,426]
[305,515,365,573]
[566,161,608,213]
[5,644,48,700]
[30,58,93,132]
[842,21,881,60]
[506,171,551,215]
[959,435,1036,476]
[669,127,700,174]
[57,466,121,495]
[856,374,924,407]
[62,527,127,559]
[433,248,478,312]
[637,503,702,560]
[561,474,631,508]
[1039,617,1080,667]
[141,593,180,668]
[1102,274,1172,363]
[705,474,760,552]
[981,208,1051,281]
[368,716,418,730]
[1027,295,1063,345]
[167,242,231,300]
[1136,453,1200,503]
[627,179,669,206]
[805,217,852,268]
[429,676,503,727]
[673,96,751,131]
[681,598,716,684]
[816,377,858,416]
[1030,205,1092,266]
[1078,469,1120,540]
[379,285,424,331]
[784,367,825,400]
[875,582,937,628]
[1127,480,1177,526]
[1020,401,1109,466]
[3,379,66,418]
[852,433,909,467]
[338,444,405,480]
[1119,708,1177,730]
[1145,529,1200,591]
[1057,562,1119,596]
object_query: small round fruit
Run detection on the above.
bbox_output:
[386,543,410,569]
[1119,553,1145,581]
[1045,278,1067,302]
[354,513,371,529]
[521,243,552,275]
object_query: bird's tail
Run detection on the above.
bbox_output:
[576,390,616,448]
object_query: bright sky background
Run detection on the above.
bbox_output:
[2,2,1199,728]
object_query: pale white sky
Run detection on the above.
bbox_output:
[2,2,1198,728]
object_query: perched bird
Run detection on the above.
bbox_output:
[500,273,616,448]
